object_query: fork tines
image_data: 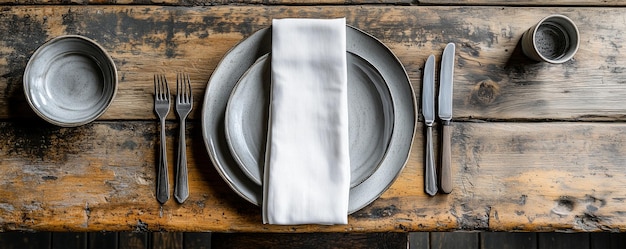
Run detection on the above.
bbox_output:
[176,73,192,104]
[155,74,170,104]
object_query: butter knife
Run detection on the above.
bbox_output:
[423,55,437,196]
[438,43,455,194]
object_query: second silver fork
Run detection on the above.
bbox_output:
[175,73,192,203]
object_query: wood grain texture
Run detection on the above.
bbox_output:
[0,0,621,5]
[1,6,626,233]
[0,0,412,5]
[1,6,626,121]
[1,120,625,232]
[420,0,626,6]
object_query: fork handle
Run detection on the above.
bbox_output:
[175,118,189,203]
[157,118,169,204]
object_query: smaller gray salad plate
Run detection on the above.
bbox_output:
[23,35,118,127]
[224,52,394,188]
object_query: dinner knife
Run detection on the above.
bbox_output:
[438,43,455,194]
[423,55,437,196]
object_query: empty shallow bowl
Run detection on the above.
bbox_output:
[23,35,118,127]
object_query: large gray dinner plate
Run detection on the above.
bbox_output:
[201,26,416,214]
[224,52,394,188]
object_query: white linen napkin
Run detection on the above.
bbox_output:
[263,18,350,225]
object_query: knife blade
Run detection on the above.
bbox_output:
[438,42,455,194]
[422,55,437,196]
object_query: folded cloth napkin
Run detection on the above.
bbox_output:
[263,18,350,225]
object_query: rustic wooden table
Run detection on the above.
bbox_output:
[1,0,625,233]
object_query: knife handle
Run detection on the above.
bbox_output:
[441,121,453,194]
[425,125,437,196]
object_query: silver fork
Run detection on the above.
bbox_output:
[175,73,192,203]
[154,74,170,204]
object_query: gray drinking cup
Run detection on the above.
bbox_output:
[521,14,580,64]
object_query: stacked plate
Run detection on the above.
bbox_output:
[201,26,416,214]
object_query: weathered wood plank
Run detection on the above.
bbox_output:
[1,6,626,122]
[456,123,626,232]
[210,233,408,249]
[0,117,626,232]
[538,233,589,249]
[0,0,411,5]
[1,120,624,232]
[420,0,626,6]
[0,0,621,5]
[481,232,537,249]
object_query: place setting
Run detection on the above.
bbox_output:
[201,18,416,224]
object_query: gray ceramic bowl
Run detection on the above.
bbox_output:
[23,35,118,127]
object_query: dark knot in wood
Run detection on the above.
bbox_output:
[470,79,500,106]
